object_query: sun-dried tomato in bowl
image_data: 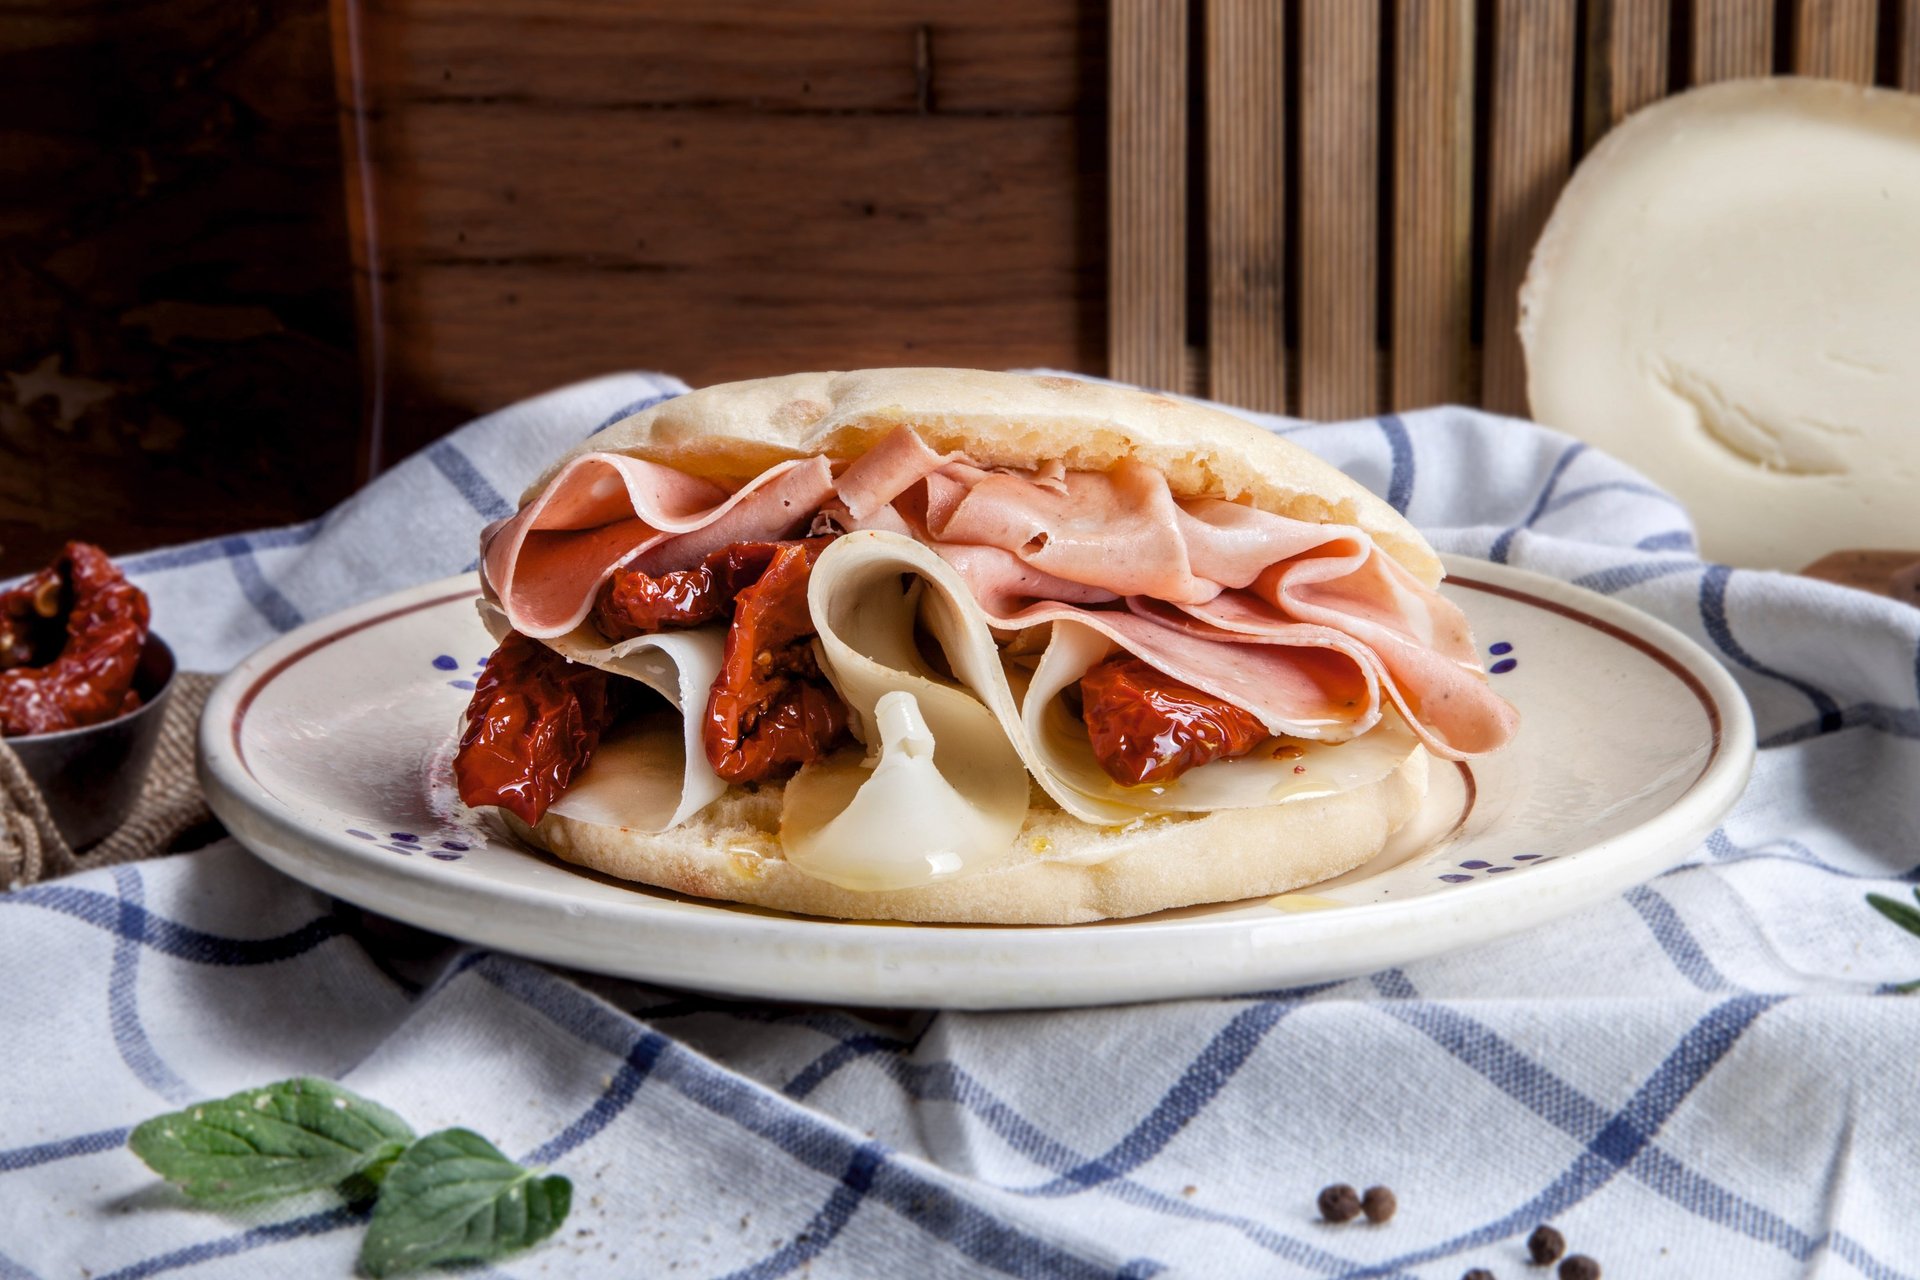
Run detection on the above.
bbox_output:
[0,542,152,737]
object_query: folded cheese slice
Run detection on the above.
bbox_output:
[481,532,1431,886]
[795,531,1424,831]
[779,544,1031,889]
[476,600,727,832]
[1018,614,1420,833]
[480,427,1516,767]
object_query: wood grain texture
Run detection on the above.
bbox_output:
[1204,0,1286,412]
[1482,0,1576,417]
[350,0,1087,114]
[1108,0,1188,394]
[1392,0,1475,409]
[1791,0,1877,81]
[1298,0,1380,419]
[343,0,1105,460]
[1584,0,1668,146]
[1690,0,1776,83]
[364,112,1091,402]
[1901,0,1920,89]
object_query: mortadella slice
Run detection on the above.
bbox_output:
[482,454,834,638]
[802,531,1418,828]
[483,425,1516,766]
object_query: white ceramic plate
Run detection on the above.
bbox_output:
[199,559,1754,1009]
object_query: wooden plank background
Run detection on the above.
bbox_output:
[7,0,1920,571]
[1110,0,1189,399]
[341,0,1107,464]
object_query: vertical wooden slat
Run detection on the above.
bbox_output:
[1205,0,1287,412]
[1481,0,1575,416]
[1792,0,1877,81]
[1298,0,1379,419]
[1690,0,1774,83]
[1109,0,1189,392]
[1584,0,1669,147]
[1392,0,1475,409]
[1900,0,1920,90]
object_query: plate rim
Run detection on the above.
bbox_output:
[198,556,1756,1006]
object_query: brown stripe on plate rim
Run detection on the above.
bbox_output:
[1448,574,1725,781]
[229,588,477,783]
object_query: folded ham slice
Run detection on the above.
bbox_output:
[480,426,1518,760]
[483,455,835,638]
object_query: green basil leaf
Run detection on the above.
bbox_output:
[1868,892,1920,940]
[129,1077,415,1205]
[358,1129,570,1277]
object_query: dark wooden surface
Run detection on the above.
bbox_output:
[12,0,1919,577]
[1,0,1106,571]
[343,0,1109,465]
[0,0,361,576]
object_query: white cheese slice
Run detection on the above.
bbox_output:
[784,540,1032,885]
[473,537,1421,884]
[781,691,1025,890]
[1520,79,1920,569]
[476,600,728,832]
[800,532,1421,838]
[1020,615,1421,842]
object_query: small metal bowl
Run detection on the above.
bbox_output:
[7,635,176,850]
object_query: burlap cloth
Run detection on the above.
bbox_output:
[0,672,218,889]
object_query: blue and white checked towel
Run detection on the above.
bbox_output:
[3,371,1918,1279]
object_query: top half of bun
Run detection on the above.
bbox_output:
[527,368,1442,587]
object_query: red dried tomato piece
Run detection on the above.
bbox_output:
[702,542,850,782]
[454,631,621,825]
[0,542,151,737]
[592,566,727,638]
[592,538,835,640]
[1078,654,1268,786]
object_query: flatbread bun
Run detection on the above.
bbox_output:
[513,748,1427,925]
[533,368,1442,587]
[504,368,1442,923]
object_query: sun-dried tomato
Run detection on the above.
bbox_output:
[0,542,151,737]
[1078,654,1268,786]
[702,542,850,782]
[454,630,622,825]
[592,566,727,637]
[591,538,835,641]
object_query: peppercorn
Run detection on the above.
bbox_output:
[1317,1183,1361,1223]
[1463,1270,1496,1280]
[1527,1225,1566,1265]
[1361,1185,1397,1223]
[1558,1257,1600,1280]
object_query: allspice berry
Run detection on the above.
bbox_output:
[1317,1183,1361,1223]
[1527,1224,1567,1265]
[1361,1185,1398,1224]
[1559,1257,1600,1280]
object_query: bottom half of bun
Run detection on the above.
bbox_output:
[506,748,1429,924]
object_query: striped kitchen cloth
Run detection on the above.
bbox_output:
[1,370,1916,1278]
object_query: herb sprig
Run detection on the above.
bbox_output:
[129,1078,570,1276]
[1867,888,1920,993]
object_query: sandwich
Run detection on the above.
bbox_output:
[454,369,1518,923]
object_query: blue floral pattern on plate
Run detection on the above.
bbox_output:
[344,826,481,862]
